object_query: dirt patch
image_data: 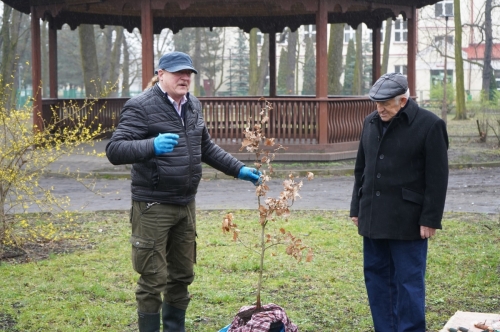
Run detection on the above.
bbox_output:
[448,139,500,164]
[0,312,18,331]
[0,240,95,264]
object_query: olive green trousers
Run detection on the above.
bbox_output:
[129,200,196,313]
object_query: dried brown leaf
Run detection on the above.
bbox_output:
[306,249,314,262]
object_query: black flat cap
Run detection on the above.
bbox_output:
[369,72,408,101]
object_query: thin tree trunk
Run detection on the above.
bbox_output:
[100,26,113,86]
[381,18,392,75]
[328,23,344,94]
[121,36,130,97]
[108,27,124,97]
[352,24,363,95]
[193,29,201,96]
[454,0,467,120]
[286,29,297,94]
[482,0,493,100]
[249,28,259,95]
[257,34,269,96]
[41,21,49,98]
[79,25,102,97]
[0,5,14,108]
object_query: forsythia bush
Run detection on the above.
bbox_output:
[0,82,108,251]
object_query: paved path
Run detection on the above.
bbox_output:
[36,167,499,215]
[21,140,500,214]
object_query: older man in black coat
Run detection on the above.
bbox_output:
[350,73,449,332]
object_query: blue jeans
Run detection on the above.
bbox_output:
[363,237,428,332]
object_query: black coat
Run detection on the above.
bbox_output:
[106,84,244,205]
[349,98,449,240]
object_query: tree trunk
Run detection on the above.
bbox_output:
[328,23,344,94]
[41,21,50,98]
[381,18,392,75]
[121,36,130,97]
[78,25,102,97]
[453,0,467,120]
[108,27,124,97]
[257,34,269,96]
[100,26,113,86]
[0,5,14,108]
[286,29,297,94]
[352,24,363,95]
[249,28,259,95]
[482,0,493,101]
[0,6,27,110]
[193,29,201,96]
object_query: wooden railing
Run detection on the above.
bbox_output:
[41,96,375,146]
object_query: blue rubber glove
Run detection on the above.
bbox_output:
[153,133,179,155]
[238,166,262,186]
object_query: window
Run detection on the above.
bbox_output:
[394,18,408,42]
[435,0,453,17]
[394,65,407,75]
[303,25,316,41]
[495,70,500,90]
[344,25,355,43]
[430,69,453,86]
[434,35,454,45]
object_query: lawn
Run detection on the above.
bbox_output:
[1,210,499,331]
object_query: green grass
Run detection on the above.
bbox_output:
[1,210,499,331]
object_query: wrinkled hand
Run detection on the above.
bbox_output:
[420,226,436,239]
[238,166,262,186]
[153,133,179,155]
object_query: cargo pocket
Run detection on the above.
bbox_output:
[402,187,424,205]
[130,235,156,275]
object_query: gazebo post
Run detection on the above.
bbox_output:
[316,0,328,145]
[269,29,276,97]
[141,0,154,90]
[372,26,381,83]
[30,6,43,131]
[48,19,58,99]
[407,6,417,96]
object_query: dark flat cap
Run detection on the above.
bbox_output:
[156,51,198,74]
[369,72,408,101]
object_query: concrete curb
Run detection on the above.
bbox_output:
[42,161,500,180]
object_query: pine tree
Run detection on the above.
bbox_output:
[302,36,316,95]
[343,39,355,95]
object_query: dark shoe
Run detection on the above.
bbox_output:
[138,311,160,332]
[162,302,186,332]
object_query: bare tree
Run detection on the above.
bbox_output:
[454,0,467,119]
[328,23,344,94]
[482,0,494,100]
[286,29,298,94]
[108,27,124,97]
[249,28,259,95]
[0,5,29,109]
[381,18,392,75]
[352,24,363,95]
[79,25,102,97]
[256,33,269,96]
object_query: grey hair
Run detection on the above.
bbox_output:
[395,88,410,103]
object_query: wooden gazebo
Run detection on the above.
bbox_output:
[3,0,439,158]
